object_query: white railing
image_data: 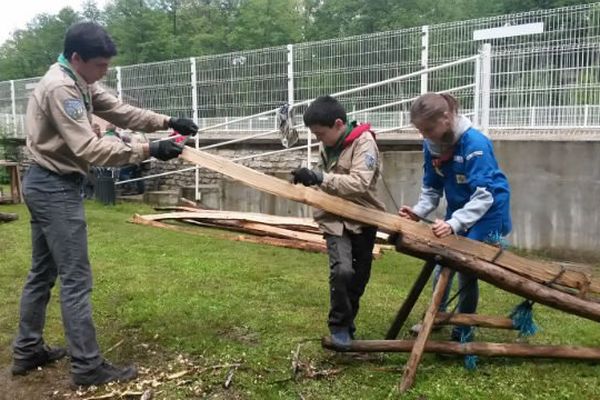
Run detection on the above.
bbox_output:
[115,52,487,201]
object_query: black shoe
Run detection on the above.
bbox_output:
[72,360,138,387]
[11,345,67,376]
[329,329,352,351]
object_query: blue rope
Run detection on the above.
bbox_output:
[457,326,478,370]
[509,300,539,337]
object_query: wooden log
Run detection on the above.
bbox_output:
[0,212,18,223]
[322,338,600,360]
[396,233,600,323]
[434,313,515,330]
[400,267,451,393]
[179,147,599,295]
[386,260,437,340]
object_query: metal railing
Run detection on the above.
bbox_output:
[114,51,487,202]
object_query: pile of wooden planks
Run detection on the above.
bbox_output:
[132,208,392,257]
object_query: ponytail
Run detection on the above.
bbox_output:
[410,92,460,123]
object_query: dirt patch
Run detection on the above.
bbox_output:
[0,346,247,400]
[0,358,73,400]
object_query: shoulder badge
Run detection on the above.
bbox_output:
[365,153,377,170]
[63,98,85,120]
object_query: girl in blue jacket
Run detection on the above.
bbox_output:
[400,92,511,341]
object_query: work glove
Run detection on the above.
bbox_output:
[291,167,323,186]
[168,117,198,136]
[149,140,183,161]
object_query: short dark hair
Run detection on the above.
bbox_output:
[303,95,347,128]
[63,22,117,61]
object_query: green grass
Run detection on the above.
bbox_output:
[1,202,600,399]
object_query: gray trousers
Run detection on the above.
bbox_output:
[13,165,102,374]
[325,227,377,332]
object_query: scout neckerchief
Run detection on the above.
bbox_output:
[57,54,91,111]
[321,121,375,171]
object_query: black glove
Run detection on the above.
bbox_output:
[168,117,198,136]
[149,140,183,161]
[291,168,323,186]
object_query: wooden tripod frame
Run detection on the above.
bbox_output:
[322,260,600,393]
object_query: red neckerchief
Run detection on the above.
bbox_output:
[343,123,375,148]
[431,148,454,169]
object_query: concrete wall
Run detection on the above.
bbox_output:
[494,141,600,253]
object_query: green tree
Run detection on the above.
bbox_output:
[0,8,80,80]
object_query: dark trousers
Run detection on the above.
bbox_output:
[13,165,103,374]
[325,226,377,333]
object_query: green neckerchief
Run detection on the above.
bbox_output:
[321,121,356,172]
[57,54,91,109]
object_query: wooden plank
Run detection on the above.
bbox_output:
[400,266,451,393]
[180,147,599,294]
[322,338,600,360]
[142,210,318,230]
[155,207,390,241]
[181,218,324,243]
[396,233,600,322]
[131,214,328,253]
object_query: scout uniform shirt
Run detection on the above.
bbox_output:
[313,122,386,236]
[26,59,169,176]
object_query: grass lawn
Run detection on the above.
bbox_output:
[1,201,600,399]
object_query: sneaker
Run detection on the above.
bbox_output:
[329,329,352,351]
[11,345,67,376]
[409,323,443,336]
[72,360,138,387]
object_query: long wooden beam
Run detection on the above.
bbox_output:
[321,338,600,360]
[396,233,600,322]
[180,147,598,295]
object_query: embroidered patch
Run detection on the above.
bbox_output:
[365,153,377,170]
[63,98,85,120]
[454,155,464,163]
[466,150,484,161]
[456,174,467,184]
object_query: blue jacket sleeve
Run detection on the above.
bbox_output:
[446,138,495,233]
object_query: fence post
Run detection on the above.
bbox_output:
[421,25,429,94]
[287,44,307,167]
[583,104,589,127]
[191,57,201,201]
[473,55,481,128]
[480,43,492,136]
[116,67,122,102]
[10,80,16,137]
